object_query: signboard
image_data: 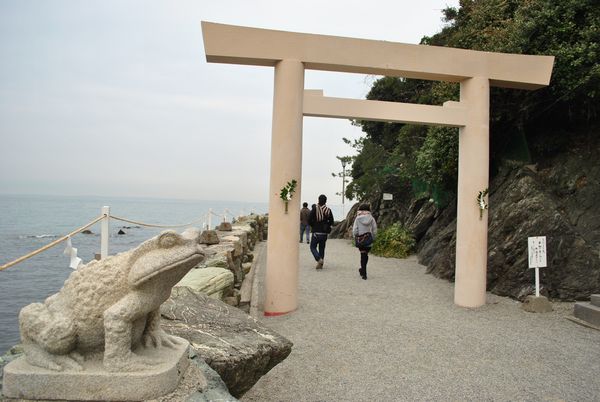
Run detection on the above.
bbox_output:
[382,193,393,201]
[528,236,547,268]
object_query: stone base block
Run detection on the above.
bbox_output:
[521,295,553,313]
[574,301,600,327]
[3,338,190,401]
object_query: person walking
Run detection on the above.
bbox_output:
[300,202,311,243]
[352,204,377,280]
[309,194,334,270]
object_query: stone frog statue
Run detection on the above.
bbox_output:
[19,228,205,372]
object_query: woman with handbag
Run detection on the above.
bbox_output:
[352,204,377,280]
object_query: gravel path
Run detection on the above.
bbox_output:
[242,239,600,402]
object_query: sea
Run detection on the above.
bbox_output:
[0,194,268,355]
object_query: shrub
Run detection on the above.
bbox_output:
[371,223,415,258]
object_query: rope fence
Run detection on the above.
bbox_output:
[0,215,106,272]
[0,205,253,272]
[110,215,206,229]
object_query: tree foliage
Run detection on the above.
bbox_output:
[346,0,599,205]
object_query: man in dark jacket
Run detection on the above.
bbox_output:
[308,194,334,269]
[300,202,311,243]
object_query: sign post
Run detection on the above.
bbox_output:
[528,236,547,297]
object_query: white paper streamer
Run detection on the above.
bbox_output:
[63,236,82,270]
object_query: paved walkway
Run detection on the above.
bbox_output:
[242,239,600,402]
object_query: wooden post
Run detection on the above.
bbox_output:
[100,206,110,259]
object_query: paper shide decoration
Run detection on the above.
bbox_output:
[63,236,82,269]
[477,188,489,220]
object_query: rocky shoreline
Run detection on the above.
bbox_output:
[0,214,293,401]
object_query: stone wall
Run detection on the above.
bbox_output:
[176,214,268,310]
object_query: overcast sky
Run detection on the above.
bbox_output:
[0,0,459,205]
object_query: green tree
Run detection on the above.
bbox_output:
[346,0,600,206]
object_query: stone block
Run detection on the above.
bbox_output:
[176,267,234,300]
[3,339,190,401]
[217,222,233,231]
[222,235,243,256]
[521,295,553,313]
[200,230,220,245]
[161,287,292,398]
[574,301,600,327]
[590,294,600,307]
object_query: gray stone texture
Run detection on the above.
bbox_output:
[1,346,240,401]
[574,295,600,327]
[521,295,553,313]
[217,222,233,231]
[160,286,292,398]
[176,267,234,299]
[418,165,600,300]
[199,230,220,245]
[3,339,189,401]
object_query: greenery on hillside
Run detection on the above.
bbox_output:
[344,0,600,207]
[371,223,415,258]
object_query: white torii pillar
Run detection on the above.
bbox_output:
[201,21,554,314]
[264,59,305,315]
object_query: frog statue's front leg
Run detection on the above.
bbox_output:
[103,292,161,372]
[142,309,185,349]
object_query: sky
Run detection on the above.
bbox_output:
[0,0,459,205]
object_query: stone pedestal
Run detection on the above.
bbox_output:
[573,294,600,327]
[3,338,190,401]
[521,295,553,313]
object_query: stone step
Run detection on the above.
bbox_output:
[574,301,600,327]
[590,294,600,307]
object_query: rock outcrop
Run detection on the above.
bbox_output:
[334,136,600,301]
[161,287,293,398]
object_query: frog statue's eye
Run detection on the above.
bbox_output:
[158,232,180,249]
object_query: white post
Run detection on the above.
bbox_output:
[208,208,212,230]
[535,267,540,297]
[454,76,490,308]
[100,206,110,259]
[264,59,304,315]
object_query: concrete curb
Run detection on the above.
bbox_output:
[249,241,266,319]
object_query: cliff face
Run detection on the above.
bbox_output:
[337,133,600,301]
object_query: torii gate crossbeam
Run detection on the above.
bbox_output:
[201,22,554,314]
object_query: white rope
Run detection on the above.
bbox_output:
[0,214,105,271]
[110,215,205,229]
[2,207,239,272]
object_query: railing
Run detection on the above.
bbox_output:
[0,205,247,272]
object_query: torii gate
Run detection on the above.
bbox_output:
[201,22,554,314]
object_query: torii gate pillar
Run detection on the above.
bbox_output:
[455,76,490,307]
[264,59,305,315]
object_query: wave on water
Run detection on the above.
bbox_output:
[19,234,60,239]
